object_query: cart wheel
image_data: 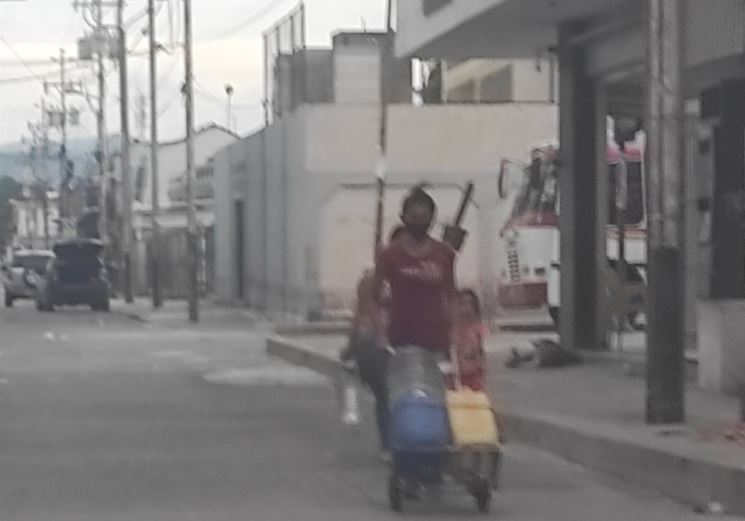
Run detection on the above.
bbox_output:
[474,480,492,514]
[388,474,404,512]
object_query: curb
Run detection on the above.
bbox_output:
[266,336,342,380]
[275,320,554,336]
[274,322,350,337]
[266,335,745,516]
[580,351,699,382]
[496,322,556,333]
[506,413,745,516]
[112,308,150,324]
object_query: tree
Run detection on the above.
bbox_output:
[0,176,22,254]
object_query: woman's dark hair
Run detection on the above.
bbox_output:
[402,186,436,214]
[459,288,482,319]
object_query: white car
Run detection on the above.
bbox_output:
[2,250,54,307]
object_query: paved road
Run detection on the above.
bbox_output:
[0,299,735,520]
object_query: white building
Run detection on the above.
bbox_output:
[110,124,238,296]
[213,30,557,318]
[8,188,60,251]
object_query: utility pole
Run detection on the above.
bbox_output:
[645,0,686,424]
[31,99,51,250]
[148,0,162,308]
[373,0,394,255]
[94,0,109,246]
[184,0,198,322]
[58,48,68,237]
[117,0,134,303]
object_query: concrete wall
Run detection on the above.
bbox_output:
[214,102,557,316]
[317,183,481,310]
[444,59,554,103]
[512,60,555,102]
[334,43,381,104]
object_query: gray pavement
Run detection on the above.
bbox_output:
[0,297,740,520]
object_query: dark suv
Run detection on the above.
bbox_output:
[36,239,111,312]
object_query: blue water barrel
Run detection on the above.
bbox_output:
[389,393,450,450]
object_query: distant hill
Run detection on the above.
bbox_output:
[0,137,101,183]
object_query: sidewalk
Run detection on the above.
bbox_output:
[266,332,745,517]
[493,307,556,333]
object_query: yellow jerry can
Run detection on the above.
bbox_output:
[446,389,500,448]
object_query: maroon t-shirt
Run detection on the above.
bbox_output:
[377,238,456,352]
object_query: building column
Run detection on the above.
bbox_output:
[707,80,745,299]
[698,79,745,394]
[645,0,685,423]
[558,23,604,351]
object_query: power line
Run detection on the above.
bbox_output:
[0,58,79,67]
[0,64,90,85]
[203,0,291,41]
[0,35,57,93]
[128,0,167,53]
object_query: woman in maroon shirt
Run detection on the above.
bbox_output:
[369,188,458,353]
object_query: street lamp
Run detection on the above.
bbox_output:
[224,84,234,132]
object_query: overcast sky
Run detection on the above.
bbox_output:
[0,0,385,146]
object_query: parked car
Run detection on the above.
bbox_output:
[36,239,111,312]
[1,250,55,307]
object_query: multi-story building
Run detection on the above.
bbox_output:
[213,29,557,318]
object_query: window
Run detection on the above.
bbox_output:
[511,159,558,219]
[423,0,453,16]
[608,161,644,225]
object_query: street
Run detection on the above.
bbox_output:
[0,299,734,521]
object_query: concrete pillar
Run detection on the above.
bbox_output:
[705,80,745,299]
[645,0,686,423]
[557,23,604,351]
[698,79,745,394]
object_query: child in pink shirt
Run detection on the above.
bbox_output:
[452,289,488,391]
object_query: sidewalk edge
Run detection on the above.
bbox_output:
[265,335,745,516]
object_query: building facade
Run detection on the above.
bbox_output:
[397,0,745,393]
[213,30,557,318]
[109,124,238,297]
